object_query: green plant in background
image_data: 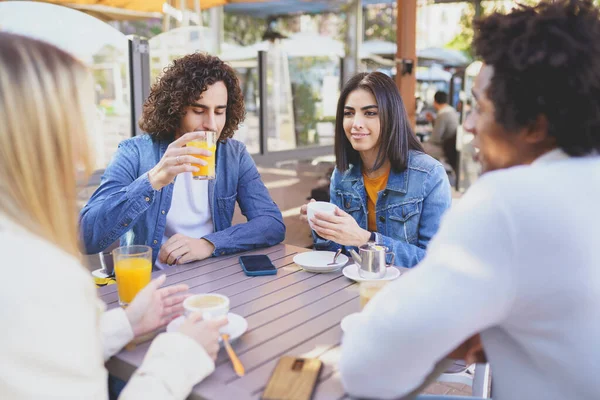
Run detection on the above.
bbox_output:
[91,44,127,116]
[292,83,319,146]
[445,3,476,59]
[364,4,396,43]
[445,0,543,59]
[224,14,266,45]
[120,19,163,38]
[288,56,341,146]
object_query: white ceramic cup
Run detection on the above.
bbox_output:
[183,293,230,319]
[307,201,338,230]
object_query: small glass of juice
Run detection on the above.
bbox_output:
[113,245,152,307]
[187,131,217,180]
[359,280,390,310]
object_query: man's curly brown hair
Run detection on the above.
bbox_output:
[473,0,600,156]
[139,52,245,142]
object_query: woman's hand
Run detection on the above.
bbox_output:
[125,275,188,337]
[178,313,229,360]
[299,198,315,224]
[147,131,212,191]
[158,234,215,265]
[310,207,371,247]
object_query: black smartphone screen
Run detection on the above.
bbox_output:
[239,255,276,272]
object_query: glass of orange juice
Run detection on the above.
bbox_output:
[187,131,217,180]
[359,280,390,310]
[113,245,152,307]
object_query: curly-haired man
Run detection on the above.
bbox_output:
[340,1,600,398]
[80,53,285,267]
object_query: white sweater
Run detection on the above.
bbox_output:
[0,218,214,399]
[340,150,600,399]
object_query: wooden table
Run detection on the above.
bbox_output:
[99,244,375,400]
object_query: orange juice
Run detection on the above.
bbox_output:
[359,280,389,309]
[187,140,216,179]
[115,257,152,305]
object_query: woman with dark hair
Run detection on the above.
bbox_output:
[301,72,451,268]
[81,53,285,268]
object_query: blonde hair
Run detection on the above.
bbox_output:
[0,32,94,257]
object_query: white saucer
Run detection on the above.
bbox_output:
[340,312,360,332]
[342,263,401,282]
[166,312,248,343]
[293,251,349,273]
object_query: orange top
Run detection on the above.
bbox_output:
[362,166,390,232]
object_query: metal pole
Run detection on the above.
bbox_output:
[474,0,483,19]
[354,0,363,77]
[179,0,187,27]
[162,14,170,32]
[395,0,417,127]
[210,6,224,55]
[162,0,172,32]
[258,51,268,156]
[339,56,345,89]
[342,0,363,83]
[128,35,150,137]
[194,0,201,22]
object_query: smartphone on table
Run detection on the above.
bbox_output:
[239,255,277,276]
[262,356,323,400]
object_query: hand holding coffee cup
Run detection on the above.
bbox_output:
[178,313,228,360]
[183,293,230,320]
[299,198,315,223]
[306,201,338,230]
[179,293,229,359]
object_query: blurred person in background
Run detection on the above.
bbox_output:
[0,32,226,399]
[424,91,460,171]
[340,1,600,399]
[80,53,284,269]
[300,72,452,268]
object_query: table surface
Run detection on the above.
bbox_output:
[99,244,406,400]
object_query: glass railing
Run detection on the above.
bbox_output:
[222,34,341,156]
[230,60,261,154]
[0,1,132,171]
[287,55,340,150]
[229,52,341,155]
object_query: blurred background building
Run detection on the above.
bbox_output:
[0,0,524,247]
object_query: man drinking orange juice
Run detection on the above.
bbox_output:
[187,131,217,180]
[80,53,285,270]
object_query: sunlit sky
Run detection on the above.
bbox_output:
[0,1,128,64]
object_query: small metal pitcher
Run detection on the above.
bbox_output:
[349,242,395,279]
[98,250,115,276]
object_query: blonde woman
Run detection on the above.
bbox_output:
[0,32,226,399]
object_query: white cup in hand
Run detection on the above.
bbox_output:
[178,313,227,361]
[183,293,229,320]
[307,201,337,230]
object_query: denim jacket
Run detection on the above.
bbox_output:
[314,150,451,268]
[80,135,285,265]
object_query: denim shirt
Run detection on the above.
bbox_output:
[313,150,451,268]
[80,134,285,265]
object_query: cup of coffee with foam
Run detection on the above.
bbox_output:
[183,293,230,320]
